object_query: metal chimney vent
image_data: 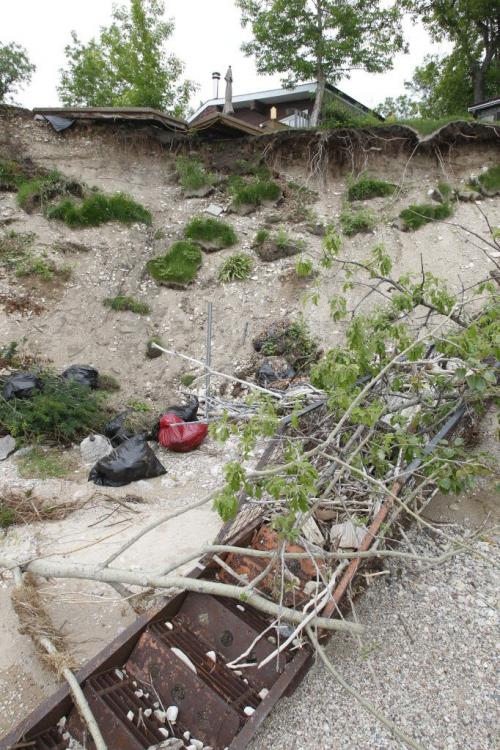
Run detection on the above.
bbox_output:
[212,71,221,98]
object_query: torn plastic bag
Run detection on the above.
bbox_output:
[3,372,43,400]
[104,411,134,446]
[88,434,166,487]
[61,365,98,389]
[158,413,208,452]
[164,396,199,422]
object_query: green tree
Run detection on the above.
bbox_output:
[236,0,406,126]
[401,0,500,104]
[58,0,195,116]
[0,42,36,103]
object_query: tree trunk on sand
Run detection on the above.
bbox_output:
[311,76,326,127]
[472,63,485,105]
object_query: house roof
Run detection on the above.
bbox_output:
[33,106,188,132]
[189,112,263,137]
[468,96,500,112]
[188,81,378,123]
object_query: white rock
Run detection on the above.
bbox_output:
[166,705,178,723]
[80,434,113,464]
[244,706,255,716]
[127,711,134,721]
[258,688,269,700]
[0,435,16,460]
[170,647,197,674]
[154,709,167,723]
[206,650,216,662]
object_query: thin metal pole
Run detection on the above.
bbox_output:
[205,302,213,420]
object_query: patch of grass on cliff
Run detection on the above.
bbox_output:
[399,202,454,231]
[47,192,151,227]
[478,165,500,192]
[229,176,281,208]
[176,156,214,191]
[347,175,396,201]
[340,207,377,236]
[218,253,253,282]
[184,216,237,248]
[103,296,150,314]
[147,240,202,287]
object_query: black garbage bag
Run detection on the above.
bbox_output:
[88,434,166,487]
[61,365,98,389]
[164,396,199,422]
[104,411,134,446]
[3,372,43,400]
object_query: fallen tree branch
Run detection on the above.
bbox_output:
[1,557,363,635]
[307,626,427,750]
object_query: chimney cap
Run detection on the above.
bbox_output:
[212,71,221,79]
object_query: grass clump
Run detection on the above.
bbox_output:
[218,253,253,282]
[388,115,473,135]
[477,165,500,193]
[254,228,270,245]
[0,230,66,281]
[126,398,151,412]
[229,176,281,208]
[17,447,77,479]
[16,172,65,212]
[255,319,320,373]
[234,159,271,180]
[0,374,107,444]
[399,202,454,231]
[0,159,29,191]
[295,257,314,278]
[340,207,377,236]
[180,372,196,387]
[176,156,214,192]
[97,373,120,391]
[184,216,237,249]
[103,296,150,315]
[147,240,202,287]
[47,192,151,228]
[437,181,455,201]
[146,336,164,359]
[348,175,396,201]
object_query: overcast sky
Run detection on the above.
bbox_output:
[2,0,447,111]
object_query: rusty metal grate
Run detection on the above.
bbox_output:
[22,728,66,750]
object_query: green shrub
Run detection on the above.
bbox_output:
[275,228,291,249]
[256,319,320,373]
[184,216,237,248]
[399,202,454,231]
[47,192,151,227]
[0,374,107,444]
[146,336,164,358]
[176,156,214,191]
[478,165,500,192]
[147,240,202,287]
[348,175,396,201]
[126,398,151,412]
[16,172,64,212]
[321,100,379,129]
[0,159,26,190]
[229,177,281,208]
[218,253,253,282]
[340,207,377,236]
[103,296,150,314]
[17,447,76,479]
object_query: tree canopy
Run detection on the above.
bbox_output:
[401,0,500,105]
[0,42,35,103]
[236,0,406,125]
[58,0,195,116]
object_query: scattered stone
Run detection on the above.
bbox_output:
[183,185,214,199]
[205,203,224,217]
[254,239,302,262]
[0,435,16,460]
[256,357,295,386]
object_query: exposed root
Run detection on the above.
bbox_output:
[10,572,77,674]
[0,486,82,525]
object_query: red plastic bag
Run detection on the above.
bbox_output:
[158,413,208,452]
